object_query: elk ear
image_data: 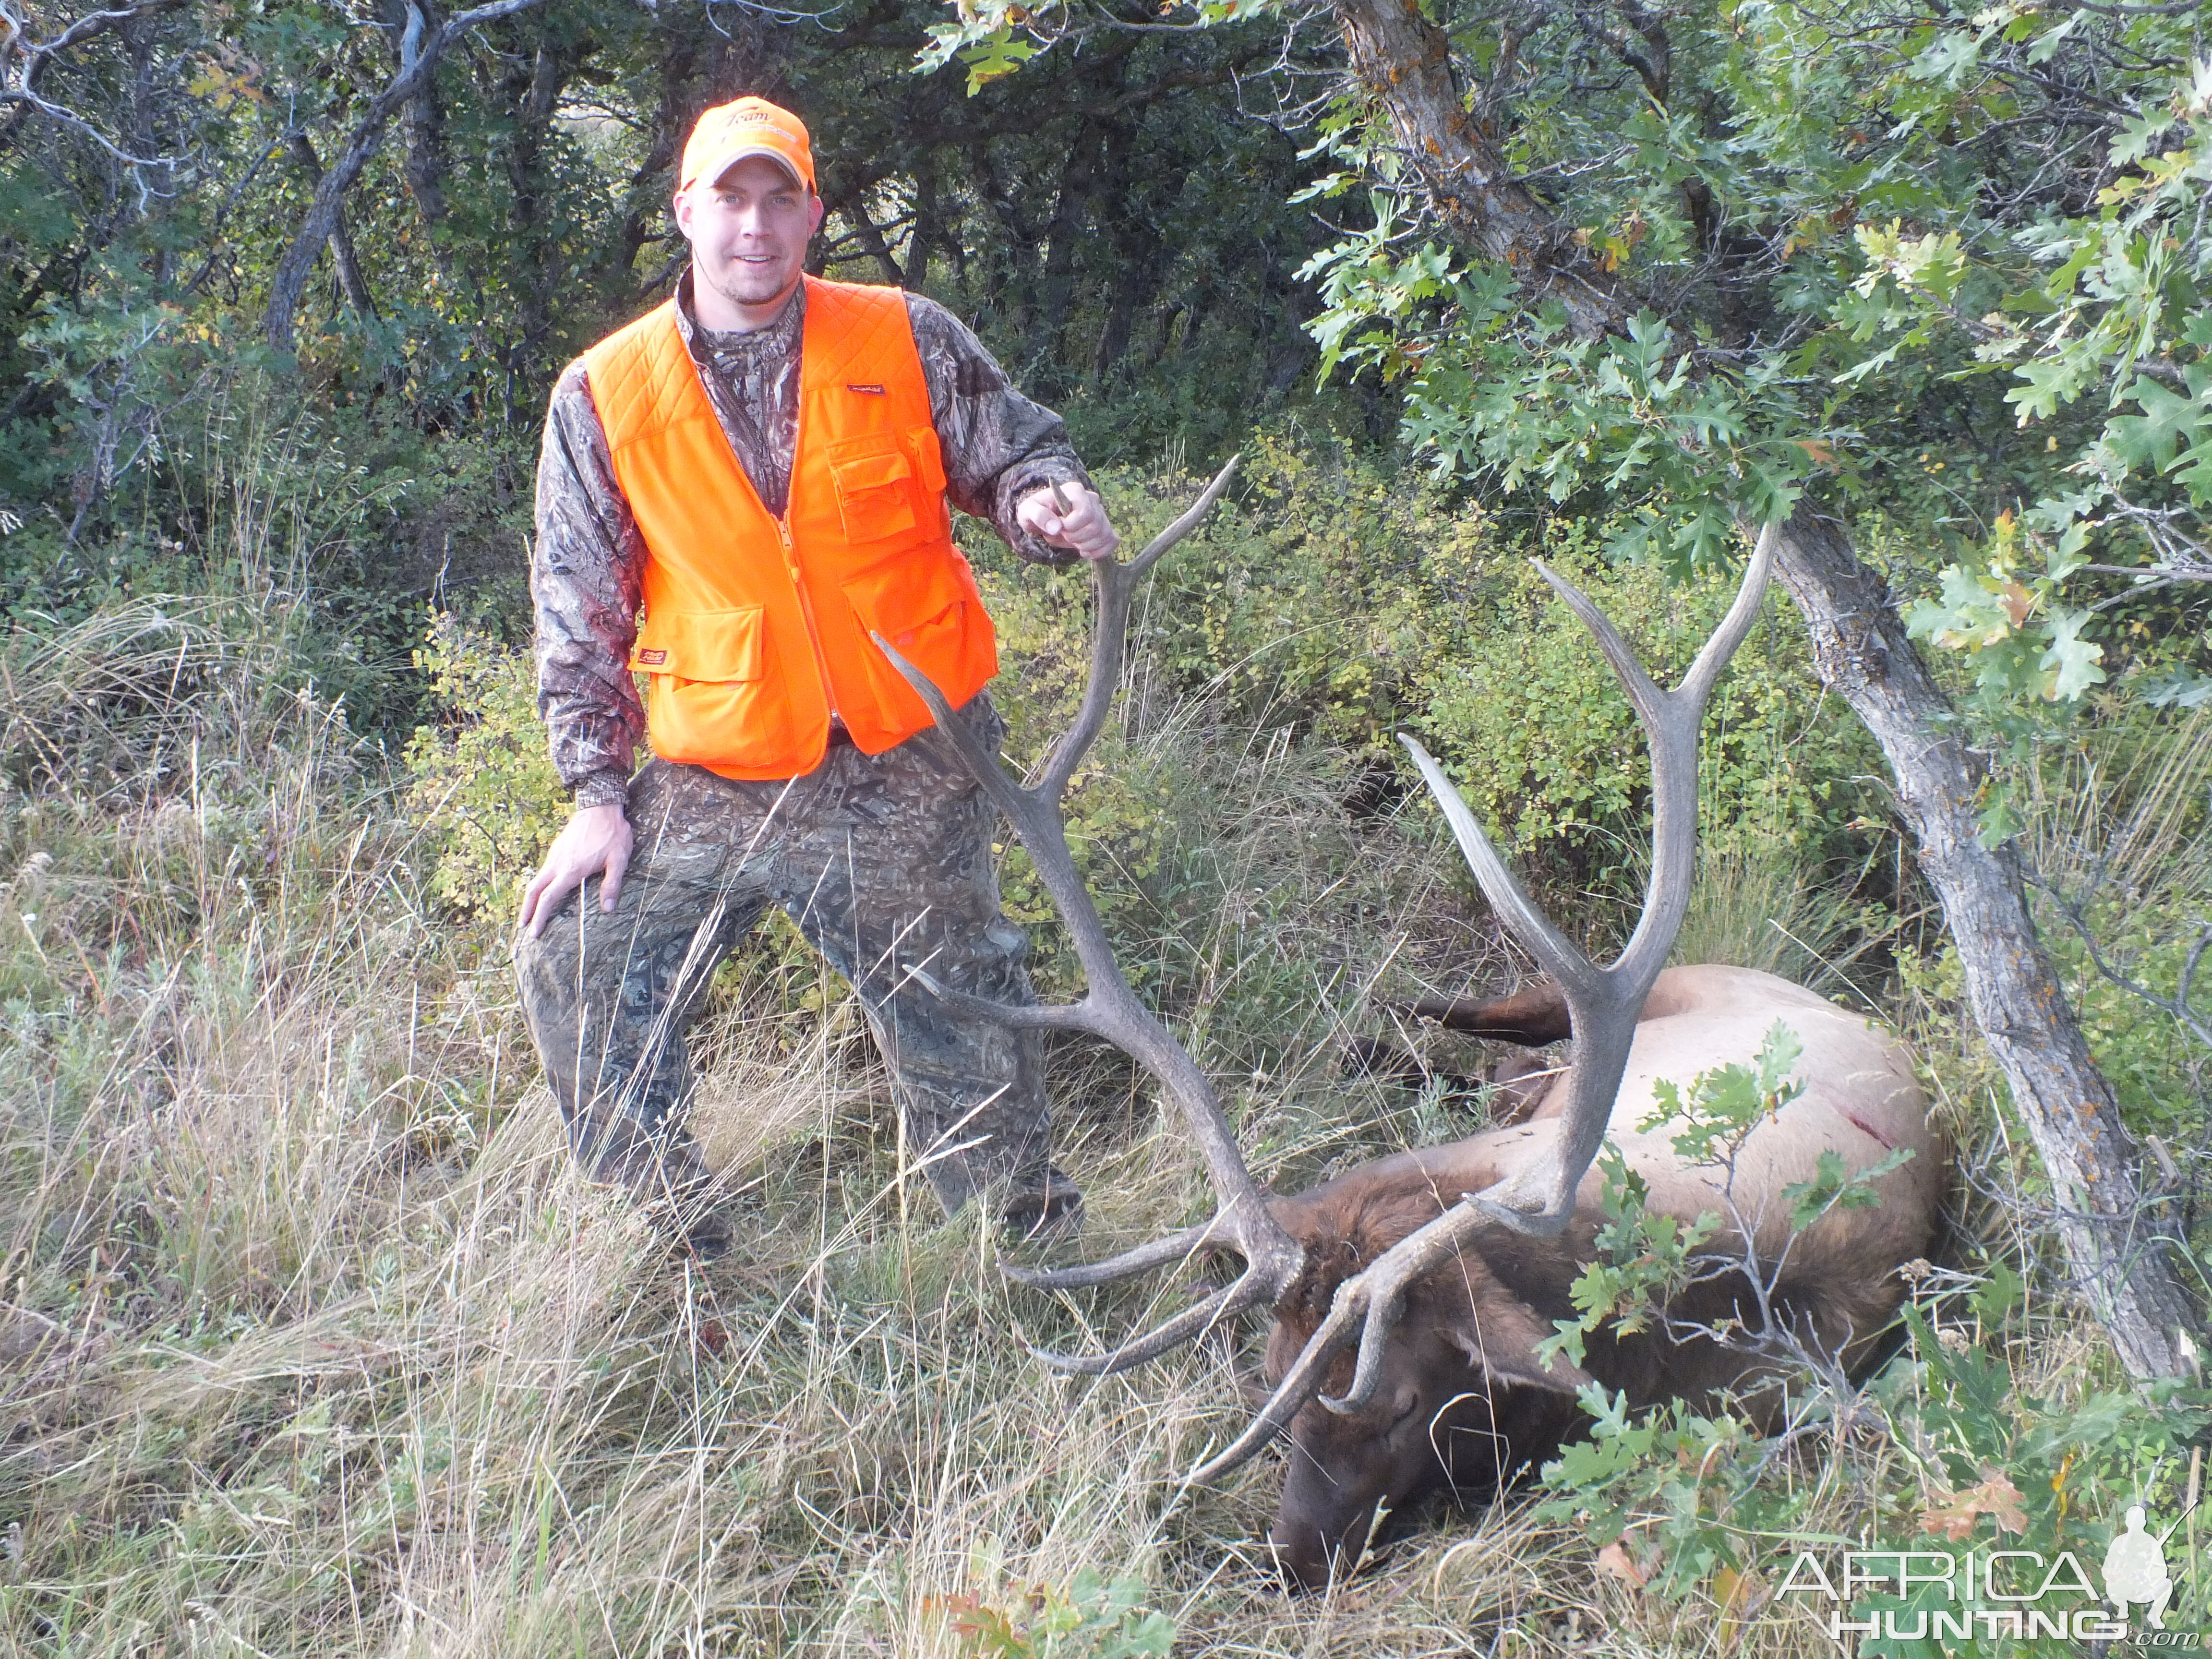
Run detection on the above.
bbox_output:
[1444,1287,1593,1395]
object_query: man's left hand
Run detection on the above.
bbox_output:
[1017,482,1120,562]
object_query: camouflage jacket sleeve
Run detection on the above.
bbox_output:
[903,293,1090,566]
[531,359,646,809]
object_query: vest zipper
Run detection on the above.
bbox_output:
[779,513,841,723]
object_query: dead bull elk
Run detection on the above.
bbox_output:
[871,468,1943,1587]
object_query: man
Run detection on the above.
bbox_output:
[516,96,1118,1255]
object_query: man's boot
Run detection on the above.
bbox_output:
[571,1109,733,1260]
[999,1165,1085,1242]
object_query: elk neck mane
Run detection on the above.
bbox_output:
[1272,1177,1459,1335]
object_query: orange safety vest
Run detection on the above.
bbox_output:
[579,275,998,781]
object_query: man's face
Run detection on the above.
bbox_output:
[673,155,824,320]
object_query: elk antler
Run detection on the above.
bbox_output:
[1189,522,1779,1481]
[870,456,1308,1374]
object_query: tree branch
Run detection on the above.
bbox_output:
[1326,0,1634,336]
[263,0,546,352]
[287,132,379,319]
[0,0,188,168]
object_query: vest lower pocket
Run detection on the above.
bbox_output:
[631,605,766,680]
[839,553,996,730]
[840,552,972,650]
[632,606,804,769]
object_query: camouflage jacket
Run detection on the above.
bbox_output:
[532,273,1091,806]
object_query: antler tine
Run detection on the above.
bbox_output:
[1037,455,1241,801]
[1183,1285,1369,1481]
[1028,1268,1276,1375]
[873,632,1054,835]
[1000,1220,1219,1290]
[1611,524,1776,985]
[1399,737,1598,1001]
[1317,1201,1496,1410]
[870,458,1306,1368]
[1529,561,1670,736]
[1680,520,1781,706]
[1127,453,1242,578]
[900,964,1108,1036]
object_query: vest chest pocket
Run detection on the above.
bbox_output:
[825,433,922,545]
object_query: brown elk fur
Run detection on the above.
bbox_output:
[1256,963,1943,1588]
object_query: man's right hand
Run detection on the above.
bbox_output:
[520,802,636,937]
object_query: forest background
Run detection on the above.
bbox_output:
[7,0,2212,1651]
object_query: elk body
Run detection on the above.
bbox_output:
[1263,962,1941,1586]
[870,470,1946,1592]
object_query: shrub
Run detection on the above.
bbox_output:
[1410,528,1883,888]
[1537,1294,2212,1633]
[970,436,1888,911]
[403,612,567,924]
[933,1564,1177,1659]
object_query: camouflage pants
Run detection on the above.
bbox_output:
[514,695,1053,1215]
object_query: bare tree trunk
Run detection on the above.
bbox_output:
[1328,0,1626,337]
[498,36,572,420]
[1034,117,1104,384]
[832,183,907,286]
[288,134,378,319]
[907,158,943,292]
[1087,121,1161,385]
[973,144,1042,338]
[1769,504,2200,1378]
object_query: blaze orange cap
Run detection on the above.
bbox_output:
[680,97,816,196]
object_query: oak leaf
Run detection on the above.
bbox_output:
[1919,1471,2029,1540]
[1597,1540,1651,1589]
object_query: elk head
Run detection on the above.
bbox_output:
[1259,1194,1598,1586]
[872,470,1778,1585]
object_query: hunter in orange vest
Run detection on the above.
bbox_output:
[581,274,998,777]
[514,97,1118,1255]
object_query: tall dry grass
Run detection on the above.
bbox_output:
[0,624,1846,1656]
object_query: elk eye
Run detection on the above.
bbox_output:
[1389,1389,1421,1429]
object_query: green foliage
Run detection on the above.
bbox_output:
[1536,1303,2212,1625]
[1645,1020,1808,1167]
[1092,443,1874,872]
[1904,511,2103,710]
[1414,534,1882,885]
[1534,1382,1783,1601]
[971,444,1890,998]
[5,0,1333,583]
[951,0,2212,747]
[1848,1309,2212,1655]
[936,1565,1177,1659]
[402,613,567,923]
[1537,1147,1714,1372]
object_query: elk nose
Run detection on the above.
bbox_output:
[1268,1524,1345,1593]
